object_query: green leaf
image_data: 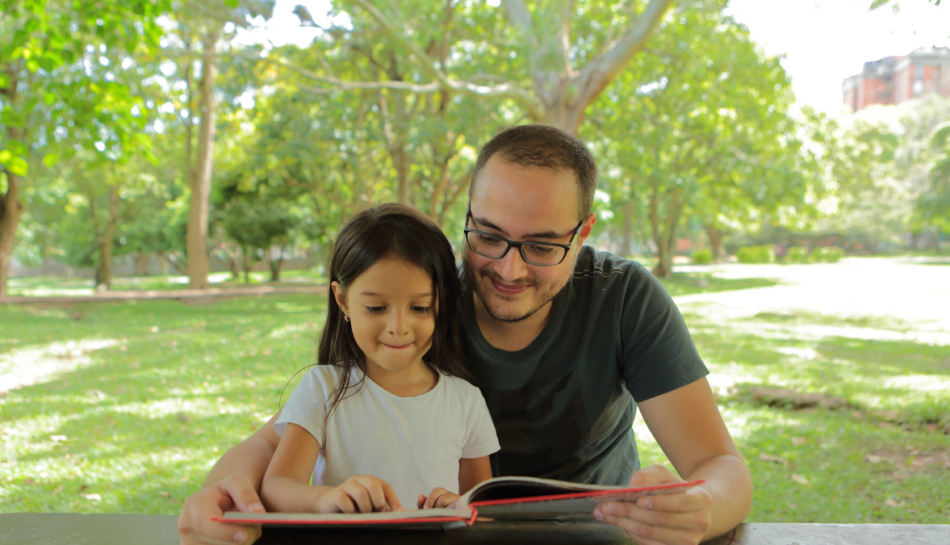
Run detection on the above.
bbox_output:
[223,0,239,8]
[3,155,30,176]
[43,153,59,168]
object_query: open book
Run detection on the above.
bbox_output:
[215,476,703,528]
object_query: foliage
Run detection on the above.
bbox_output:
[812,246,846,263]
[737,245,775,264]
[784,247,811,264]
[588,1,810,277]
[690,248,712,265]
[0,0,171,174]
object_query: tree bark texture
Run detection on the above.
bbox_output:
[0,64,23,298]
[0,168,21,298]
[93,186,120,289]
[704,224,727,263]
[649,179,682,279]
[186,33,217,289]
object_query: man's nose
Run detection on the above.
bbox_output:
[495,245,529,281]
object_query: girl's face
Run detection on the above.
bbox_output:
[331,257,437,385]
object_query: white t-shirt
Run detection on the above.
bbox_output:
[275,365,500,509]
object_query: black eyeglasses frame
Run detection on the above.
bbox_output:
[463,210,584,267]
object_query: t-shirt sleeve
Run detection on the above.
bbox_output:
[274,367,331,445]
[620,265,709,402]
[460,384,501,459]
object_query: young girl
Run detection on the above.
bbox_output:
[261,203,499,514]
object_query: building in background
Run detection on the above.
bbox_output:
[842,46,950,112]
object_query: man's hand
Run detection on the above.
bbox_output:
[417,487,459,509]
[593,465,713,545]
[314,476,403,513]
[178,474,265,545]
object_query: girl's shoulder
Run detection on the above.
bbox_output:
[302,364,361,388]
[437,373,483,399]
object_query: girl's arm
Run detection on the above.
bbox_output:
[459,455,493,494]
[418,455,493,509]
[261,423,402,513]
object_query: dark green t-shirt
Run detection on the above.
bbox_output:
[461,246,708,485]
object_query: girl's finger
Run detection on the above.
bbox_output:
[343,483,374,513]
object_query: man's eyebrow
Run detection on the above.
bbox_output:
[471,215,563,240]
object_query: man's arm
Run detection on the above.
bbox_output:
[595,378,753,545]
[178,411,282,545]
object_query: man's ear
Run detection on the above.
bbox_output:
[579,213,597,241]
[330,281,349,315]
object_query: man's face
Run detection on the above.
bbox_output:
[465,155,594,323]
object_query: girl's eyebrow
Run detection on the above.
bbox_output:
[358,291,434,298]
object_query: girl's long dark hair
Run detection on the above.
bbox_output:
[318,203,474,427]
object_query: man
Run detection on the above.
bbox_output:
[178,125,752,545]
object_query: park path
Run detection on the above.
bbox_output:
[0,284,326,305]
[673,257,950,346]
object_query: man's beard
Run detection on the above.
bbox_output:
[463,260,567,324]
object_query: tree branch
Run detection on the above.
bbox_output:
[573,0,675,106]
[346,0,545,118]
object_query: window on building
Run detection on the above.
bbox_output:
[913,80,923,96]
[915,65,924,79]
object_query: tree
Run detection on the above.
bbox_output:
[288,0,676,135]
[589,2,805,276]
[159,0,275,289]
[0,0,170,296]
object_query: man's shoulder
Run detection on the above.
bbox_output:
[572,246,648,285]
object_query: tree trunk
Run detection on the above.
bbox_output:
[93,186,119,290]
[242,248,252,285]
[0,169,21,298]
[0,64,23,298]
[621,199,634,258]
[135,253,150,276]
[703,224,727,263]
[653,239,674,279]
[932,226,942,252]
[186,33,217,289]
[268,253,284,282]
[648,179,682,279]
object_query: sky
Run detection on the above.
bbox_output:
[243,0,950,117]
[726,0,950,115]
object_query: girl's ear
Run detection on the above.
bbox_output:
[331,281,349,316]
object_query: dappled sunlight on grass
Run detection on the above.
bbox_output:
[1,294,325,514]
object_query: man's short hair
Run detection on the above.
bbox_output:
[470,124,599,222]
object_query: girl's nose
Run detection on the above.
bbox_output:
[388,309,409,336]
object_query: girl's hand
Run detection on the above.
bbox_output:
[315,476,403,513]
[417,488,460,509]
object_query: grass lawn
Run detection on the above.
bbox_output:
[1,271,948,523]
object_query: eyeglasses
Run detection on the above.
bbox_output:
[464,210,583,266]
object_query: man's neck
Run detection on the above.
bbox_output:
[473,294,552,352]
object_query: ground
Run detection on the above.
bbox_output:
[0,257,948,522]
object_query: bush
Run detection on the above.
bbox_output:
[813,246,846,263]
[691,248,713,265]
[736,245,775,264]
[784,247,811,264]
